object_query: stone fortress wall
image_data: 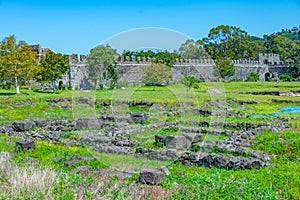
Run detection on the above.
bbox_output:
[31,44,292,90]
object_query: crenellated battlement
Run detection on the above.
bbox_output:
[30,44,53,62]
[69,54,87,65]
[112,54,289,67]
[113,55,156,63]
[30,44,291,68]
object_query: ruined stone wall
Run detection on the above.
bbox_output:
[268,66,292,78]
[171,65,216,82]
[233,66,269,81]
[58,54,92,90]
[258,53,282,65]
[65,54,292,89]
[31,45,293,89]
[116,64,149,85]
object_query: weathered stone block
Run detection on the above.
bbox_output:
[166,149,177,160]
[63,160,79,167]
[140,169,164,185]
[91,136,112,145]
[130,112,147,124]
[194,108,212,116]
[12,121,34,132]
[113,137,135,147]
[165,135,187,149]
[245,159,265,169]
[34,119,48,127]
[16,140,35,152]
[182,133,202,144]
[76,118,102,130]
[214,154,228,168]
[155,134,167,144]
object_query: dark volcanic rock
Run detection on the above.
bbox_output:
[194,108,212,116]
[238,100,259,105]
[130,112,147,124]
[155,134,167,144]
[64,160,79,167]
[12,121,34,132]
[165,135,188,149]
[180,152,267,170]
[34,119,48,127]
[140,169,164,185]
[183,133,202,144]
[112,137,135,147]
[0,126,11,134]
[75,118,102,130]
[16,140,35,152]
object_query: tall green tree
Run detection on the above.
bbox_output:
[264,35,300,78]
[86,44,118,89]
[264,35,298,61]
[181,76,197,94]
[290,55,300,78]
[141,63,171,87]
[202,25,251,59]
[0,35,39,94]
[37,51,69,92]
[178,39,210,59]
[247,40,266,58]
[154,51,182,67]
[214,56,235,79]
[124,50,156,58]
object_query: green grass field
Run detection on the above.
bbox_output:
[0,82,299,199]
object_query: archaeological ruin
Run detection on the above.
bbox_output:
[31,44,292,90]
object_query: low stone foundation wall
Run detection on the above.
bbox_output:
[179,152,268,169]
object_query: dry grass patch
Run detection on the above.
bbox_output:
[0,153,57,199]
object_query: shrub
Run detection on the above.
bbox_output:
[214,56,235,78]
[181,76,197,93]
[279,74,292,82]
[141,63,171,86]
[246,72,260,82]
[192,83,200,89]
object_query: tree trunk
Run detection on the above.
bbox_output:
[15,76,20,94]
[95,80,98,90]
[52,80,55,93]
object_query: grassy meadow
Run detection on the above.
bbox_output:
[0,82,299,199]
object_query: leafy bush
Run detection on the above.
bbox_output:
[192,83,199,89]
[141,63,172,86]
[246,72,260,82]
[214,56,235,78]
[181,76,197,92]
[279,74,292,82]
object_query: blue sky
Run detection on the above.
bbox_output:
[1,0,300,54]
